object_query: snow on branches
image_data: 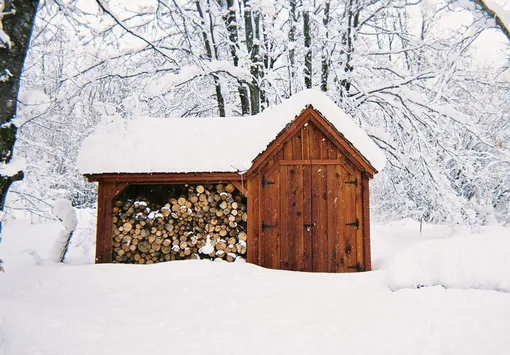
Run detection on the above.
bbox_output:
[0,0,15,50]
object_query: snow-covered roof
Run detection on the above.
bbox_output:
[78,89,386,175]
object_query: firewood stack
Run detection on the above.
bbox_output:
[111,184,247,264]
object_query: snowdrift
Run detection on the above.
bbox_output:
[1,219,510,354]
[2,260,510,355]
[387,229,510,292]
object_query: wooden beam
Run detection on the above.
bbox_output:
[105,182,129,201]
[231,180,248,196]
[361,172,372,271]
[85,172,243,183]
[95,182,106,263]
[308,110,376,178]
[279,159,346,165]
[247,106,377,179]
[95,181,116,263]
[248,107,315,176]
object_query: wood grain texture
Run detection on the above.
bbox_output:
[326,165,340,272]
[311,164,328,272]
[280,160,344,165]
[334,165,347,272]
[90,106,376,271]
[301,124,310,160]
[308,110,376,177]
[362,173,372,271]
[247,177,259,264]
[86,172,243,183]
[95,182,106,263]
[279,164,305,270]
[231,180,248,197]
[279,165,290,269]
[293,165,305,271]
[95,181,115,263]
[343,171,357,272]
[261,167,280,269]
[247,106,377,178]
[303,164,313,272]
[292,131,302,160]
[355,171,364,270]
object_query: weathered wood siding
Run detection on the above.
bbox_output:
[90,107,374,272]
[248,113,370,272]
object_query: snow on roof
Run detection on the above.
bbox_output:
[78,89,386,175]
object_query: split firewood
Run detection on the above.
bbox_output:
[111,184,247,264]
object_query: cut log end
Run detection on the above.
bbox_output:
[111,183,247,264]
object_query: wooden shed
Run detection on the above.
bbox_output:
[79,89,385,272]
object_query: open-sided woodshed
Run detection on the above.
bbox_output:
[79,89,385,272]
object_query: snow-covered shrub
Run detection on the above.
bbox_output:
[50,199,78,263]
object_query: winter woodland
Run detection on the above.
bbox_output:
[1,0,509,226]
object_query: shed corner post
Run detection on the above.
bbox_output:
[95,181,107,263]
[246,177,257,265]
[95,180,116,264]
[361,172,372,271]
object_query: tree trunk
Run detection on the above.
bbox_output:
[340,0,359,94]
[195,0,226,117]
[0,0,39,232]
[320,0,331,92]
[288,0,297,94]
[244,1,261,114]
[471,0,510,40]
[303,1,312,89]
[222,0,249,115]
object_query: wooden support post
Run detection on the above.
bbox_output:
[361,172,371,271]
[95,181,128,263]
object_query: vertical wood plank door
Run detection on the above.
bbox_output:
[260,161,362,272]
[260,166,280,269]
[279,164,308,271]
[308,163,362,272]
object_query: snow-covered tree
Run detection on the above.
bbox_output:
[0,0,39,232]
[6,0,510,227]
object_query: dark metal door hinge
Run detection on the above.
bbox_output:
[262,178,276,186]
[347,262,363,272]
[345,178,358,187]
[262,222,277,230]
[345,219,359,229]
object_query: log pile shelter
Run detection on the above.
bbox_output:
[79,89,386,272]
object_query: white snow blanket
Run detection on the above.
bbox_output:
[387,231,510,292]
[78,89,386,174]
[1,260,510,355]
[1,219,509,355]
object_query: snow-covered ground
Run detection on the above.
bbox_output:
[0,215,509,355]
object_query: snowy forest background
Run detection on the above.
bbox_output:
[6,0,510,226]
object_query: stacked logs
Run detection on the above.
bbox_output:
[111,184,247,264]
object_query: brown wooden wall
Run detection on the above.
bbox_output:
[91,108,374,271]
[95,181,128,263]
[246,112,371,272]
[92,173,245,264]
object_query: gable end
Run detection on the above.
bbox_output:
[247,106,377,178]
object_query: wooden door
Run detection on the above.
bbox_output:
[260,161,362,272]
[310,164,361,272]
[260,165,280,269]
[278,163,312,271]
